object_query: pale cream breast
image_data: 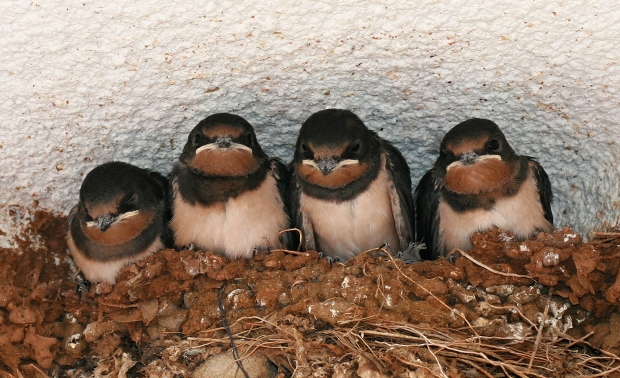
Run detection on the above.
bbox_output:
[438,166,552,255]
[171,174,289,259]
[67,233,163,284]
[300,164,399,261]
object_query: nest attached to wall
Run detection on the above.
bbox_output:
[0,211,620,377]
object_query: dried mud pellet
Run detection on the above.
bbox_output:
[255,279,286,308]
[83,320,125,343]
[179,252,201,278]
[283,253,312,270]
[566,275,590,298]
[92,282,113,295]
[537,274,560,287]
[308,298,365,325]
[142,255,165,278]
[447,279,476,304]
[64,333,87,359]
[485,284,514,297]
[506,286,540,305]
[504,246,521,259]
[380,278,405,309]
[9,326,24,343]
[207,259,245,281]
[340,275,375,305]
[140,299,159,325]
[605,275,620,304]
[475,289,501,305]
[89,333,121,358]
[609,312,620,335]
[586,323,611,349]
[24,326,56,370]
[50,315,84,339]
[473,318,499,337]
[108,308,143,323]
[8,306,37,324]
[201,252,227,274]
[522,302,541,323]
[411,276,448,299]
[157,308,188,332]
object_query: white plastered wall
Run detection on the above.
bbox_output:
[1,1,619,247]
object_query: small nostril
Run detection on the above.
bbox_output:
[216,136,233,148]
[460,152,478,165]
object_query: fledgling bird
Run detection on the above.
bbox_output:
[67,162,171,283]
[170,113,291,257]
[290,109,415,261]
[414,118,553,259]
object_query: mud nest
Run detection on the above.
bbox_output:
[1,211,620,377]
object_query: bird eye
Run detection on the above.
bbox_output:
[246,133,254,147]
[193,133,202,146]
[119,192,138,213]
[125,192,138,204]
[486,139,500,151]
[300,143,309,152]
[348,141,362,153]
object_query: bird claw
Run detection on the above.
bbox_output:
[326,256,341,267]
[445,249,461,264]
[76,276,91,300]
[368,243,392,259]
[317,252,340,267]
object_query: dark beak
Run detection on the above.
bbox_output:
[460,152,478,165]
[316,158,339,176]
[215,136,233,149]
[94,214,116,232]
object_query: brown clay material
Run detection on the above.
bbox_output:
[0,210,619,376]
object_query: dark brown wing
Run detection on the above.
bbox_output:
[414,169,442,260]
[270,158,296,250]
[381,140,415,252]
[288,162,315,251]
[528,158,553,224]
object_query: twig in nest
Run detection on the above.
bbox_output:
[218,281,250,378]
[270,248,311,257]
[382,248,479,339]
[556,331,595,353]
[528,288,553,373]
[459,358,495,378]
[483,302,537,328]
[279,228,304,251]
[455,249,535,280]
[590,231,620,239]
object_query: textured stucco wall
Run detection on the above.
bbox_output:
[1,1,619,246]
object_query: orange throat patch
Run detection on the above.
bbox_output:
[298,161,369,188]
[189,149,259,177]
[84,210,155,246]
[444,158,515,195]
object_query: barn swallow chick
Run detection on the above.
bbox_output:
[414,118,553,259]
[67,162,170,283]
[170,113,290,258]
[290,109,415,261]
